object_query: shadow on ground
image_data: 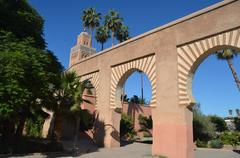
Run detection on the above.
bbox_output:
[233,150,240,154]
[1,134,100,158]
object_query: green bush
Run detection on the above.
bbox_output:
[120,113,136,139]
[220,131,240,149]
[209,139,223,149]
[209,115,227,132]
[25,116,45,137]
[138,114,152,132]
[143,131,152,137]
[196,139,208,148]
[193,109,216,142]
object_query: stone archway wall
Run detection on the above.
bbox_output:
[177,28,240,107]
[110,55,156,108]
[80,71,100,108]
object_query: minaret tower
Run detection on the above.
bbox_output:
[69,31,96,67]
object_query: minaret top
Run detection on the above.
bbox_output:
[77,31,91,47]
[69,31,96,67]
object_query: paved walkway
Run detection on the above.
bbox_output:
[7,142,240,158]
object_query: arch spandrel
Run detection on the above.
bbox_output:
[177,28,240,108]
[110,55,157,109]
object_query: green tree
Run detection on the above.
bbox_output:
[129,95,147,105]
[0,0,45,49]
[193,107,216,141]
[61,72,92,155]
[209,115,228,132]
[0,0,63,152]
[0,31,62,142]
[82,7,101,47]
[95,26,110,50]
[43,71,92,154]
[130,95,140,104]
[104,10,122,46]
[121,94,129,103]
[120,113,136,139]
[137,70,144,102]
[43,72,78,142]
[115,24,129,43]
[216,48,240,91]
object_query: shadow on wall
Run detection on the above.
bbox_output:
[123,102,152,137]
[41,111,107,157]
[92,112,106,147]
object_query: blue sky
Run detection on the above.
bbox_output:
[29,0,239,117]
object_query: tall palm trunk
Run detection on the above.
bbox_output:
[227,59,240,91]
[111,31,114,46]
[133,103,136,128]
[73,115,80,156]
[90,27,94,47]
[121,83,125,105]
[54,111,62,142]
[140,72,144,102]
[15,116,26,138]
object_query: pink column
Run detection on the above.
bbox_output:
[152,109,194,158]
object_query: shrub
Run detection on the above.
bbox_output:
[220,131,240,149]
[25,115,45,137]
[209,139,223,149]
[193,109,216,142]
[120,113,136,139]
[143,131,152,137]
[196,139,208,148]
[209,115,227,132]
[138,114,152,131]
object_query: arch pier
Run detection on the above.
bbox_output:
[68,1,240,157]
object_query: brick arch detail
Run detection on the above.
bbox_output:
[177,28,240,107]
[110,55,156,108]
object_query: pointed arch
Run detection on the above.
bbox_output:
[177,28,240,107]
[110,55,156,108]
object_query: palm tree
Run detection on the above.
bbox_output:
[82,8,101,47]
[95,26,110,50]
[104,10,122,46]
[137,70,144,102]
[116,24,129,43]
[43,72,80,142]
[216,48,240,91]
[70,78,92,156]
[43,72,92,145]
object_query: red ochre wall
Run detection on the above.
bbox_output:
[82,94,152,137]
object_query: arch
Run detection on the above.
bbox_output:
[177,28,240,108]
[110,55,156,108]
[80,71,100,108]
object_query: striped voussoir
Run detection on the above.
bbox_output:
[177,28,240,107]
[110,55,157,109]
